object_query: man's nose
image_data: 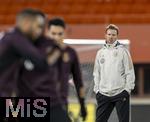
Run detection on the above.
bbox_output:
[55,35,60,40]
[109,35,113,38]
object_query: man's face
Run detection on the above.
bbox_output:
[29,16,45,40]
[105,29,118,44]
[47,25,65,43]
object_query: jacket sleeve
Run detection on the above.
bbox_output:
[71,50,83,90]
[123,48,135,94]
[12,36,48,71]
[93,51,101,94]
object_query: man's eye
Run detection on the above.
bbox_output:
[58,32,63,36]
[52,33,56,35]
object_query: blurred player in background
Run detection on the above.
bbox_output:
[17,37,70,122]
[46,18,87,121]
[0,9,49,97]
[93,24,135,122]
[14,9,70,122]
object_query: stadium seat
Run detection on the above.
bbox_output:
[133,0,150,4]
[69,4,86,14]
[114,4,132,14]
[98,4,115,14]
[58,0,74,4]
[118,0,133,3]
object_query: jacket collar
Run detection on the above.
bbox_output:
[104,40,120,48]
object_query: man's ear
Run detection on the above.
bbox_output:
[63,31,66,39]
[45,29,51,38]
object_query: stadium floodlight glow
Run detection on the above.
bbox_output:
[64,39,130,45]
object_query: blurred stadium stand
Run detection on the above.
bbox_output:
[0,0,150,24]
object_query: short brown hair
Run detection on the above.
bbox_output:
[105,24,119,35]
[17,8,45,22]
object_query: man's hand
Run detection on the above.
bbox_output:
[47,49,61,65]
[80,98,87,121]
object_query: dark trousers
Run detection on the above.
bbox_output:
[96,90,130,122]
[50,105,71,122]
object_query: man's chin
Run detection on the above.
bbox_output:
[32,36,41,42]
[108,40,116,44]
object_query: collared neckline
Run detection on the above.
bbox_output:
[104,40,120,48]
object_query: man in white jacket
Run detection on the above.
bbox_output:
[93,24,135,122]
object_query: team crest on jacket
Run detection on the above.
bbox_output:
[100,58,105,64]
[24,60,34,71]
[63,52,70,62]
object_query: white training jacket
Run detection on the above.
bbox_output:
[93,40,135,96]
